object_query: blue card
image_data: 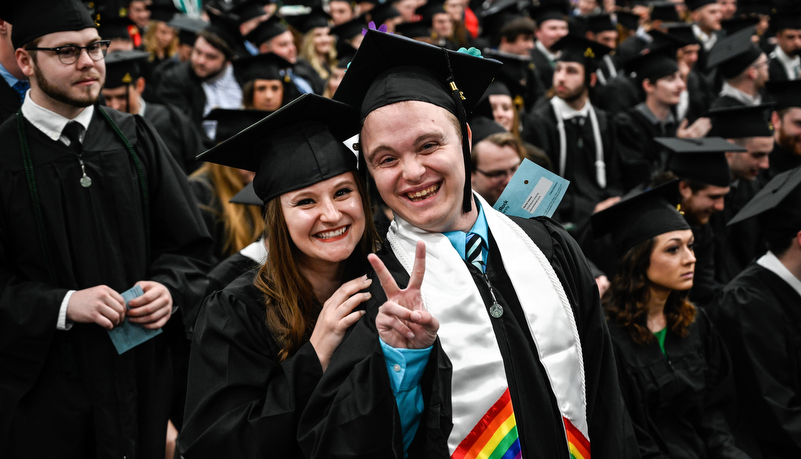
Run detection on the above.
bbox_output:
[107,285,162,354]
[493,159,570,218]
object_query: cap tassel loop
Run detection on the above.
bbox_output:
[443,50,472,214]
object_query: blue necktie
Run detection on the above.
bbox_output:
[12,80,29,104]
[466,232,484,272]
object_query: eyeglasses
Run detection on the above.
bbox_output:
[26,40,111,65]
[475,163,520,180]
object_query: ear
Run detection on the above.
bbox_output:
[0,19,8,35]
[135,77,146,94]
[589,71,598,88]
[466,122,473,152]
[771,110,782,132]
[642,78,653,94]
[678,180,693,200]
[15,48,35,78]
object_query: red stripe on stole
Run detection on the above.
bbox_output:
[563,417,590,459]
[452,389,514,459]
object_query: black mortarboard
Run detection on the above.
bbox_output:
[285,6,331,34]
[471,79,513,120]
[766,80,801,110]
[481,48,530,110]
[530,0,570,24]
[198,94,361,203]
[104,49,150,88]
[245,14,288,46]
[662,23,699,46]
[416,0,448,23]
[721,16,760,35]
[591,180,690,254]
[685,0,717,11]
[203,108,271,143]
[706,27,763,78]
[470,116,508,145]
[708,104,775,138]
[586,14,616,33]
[739,0,774,16]
[616,11,641,31]
[233,52,293,83]
[649,2,680,22]
[329,15,367,42]
[553,34,612,73]
[395,21,432,39]
[480,0,526,40]
[9,0,96,50]
[657,137,743,187]
[148,3,179,23]
[728,167,801,244]
[648,28,692,49]
[205,9,245,54]
[334,29,501,212]
[224,0,269,24]
[773,9,801,31]
[230,182,263,206]
[370,3,401,26]
[625,47,679,84]
[97,16,137,41]
[169,15,208,46]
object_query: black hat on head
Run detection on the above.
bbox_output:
[198,94,361,203]
[553,34,612,73]
[766,80,801,110]
[334,29,502,212]
[658,137,742,187]
[530,0,569,25]
[470,116,508,145]
[329,14,367,42]
[148,3,179,23]
[739,0,774,16]
[97,16,137,41]
[772,9,801,31]
[205,9,245,56]
[708,104,775,138]
[721,16,759,36]
[223,0,269,24]
[245,14,288,46]
[706,27,763,79]
[416,0,448,23]
[480,0,526,41]
[230,182,263,206]
[169,14,208,45]
[285,6,331,34]
[203,108,271,143]
[625,46,679,85]
[586,14,616,33]
[471,79,513,121]
[728,167,801,247]
[104,49,150,88]
[233,52,293,84]
[591,180,691,254]
[616,11,641,31]
[481,49,530,111]
[370,3,402,26]
[395,21,432,39]
[662,23,699,46]
[9,0,96,50]
[685,0,717,11]
[649,2,680,22]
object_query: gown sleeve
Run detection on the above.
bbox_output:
[179,284,325,458]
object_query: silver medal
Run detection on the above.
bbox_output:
[80,175,92,187]
[489,302,503,318]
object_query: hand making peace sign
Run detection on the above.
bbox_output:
[368,241,439,349]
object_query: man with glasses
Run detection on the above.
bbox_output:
[470,131,523,206]
[0,1,212,457]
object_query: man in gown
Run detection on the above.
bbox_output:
[0,2,212,457]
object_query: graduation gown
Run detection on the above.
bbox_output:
[531,47,555,92]
[521,102,623,229]
[709,95,747,110]
[712,262,801,459]
[179,270,325,458]
[155,61,209,144]
[766,141,801,181]
[0,107,212,458]
[297,217,640,458]
[685,69,713,124]
[608,310,748,459]
[687,222,720,307]
[0,78,21,125]
[206,252,260,296]
[768,56,792,82]
[143,102,203,175]
[592,73,640,115]
[615,105,677,191]
[294,59,327,95]
[709,179,764,285]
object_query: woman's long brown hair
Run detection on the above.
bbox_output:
[254,174,379,361]
[603,237,697,346]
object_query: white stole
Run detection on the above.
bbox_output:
[385,194,589,454]
[550,97,607,189]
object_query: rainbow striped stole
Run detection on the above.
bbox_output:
[450,389,591,459]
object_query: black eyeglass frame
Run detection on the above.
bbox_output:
[474,163,521,180]
[26,40,111,65]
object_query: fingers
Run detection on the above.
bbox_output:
[128,281,162,307]
[337,291,372,313]
[326,275,372,310]
[340,310,366,329]
[407,241,426,291]
[368,253,401,298]
[377,302,416,340]
[128,294,170,319]
[96,304,121,330]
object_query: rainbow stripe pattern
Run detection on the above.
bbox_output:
[451,389,591,459]
[451,389,520,459]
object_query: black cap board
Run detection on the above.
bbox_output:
[625,46,679,84]
[616,11,641,31]
[553,34,612,73]
[727,166,801,243]
[531,0,570,24]
[9,0,96,50]
[721,16,760,35]
[766,80,801,110]
[395,21,432,39]
[98,16,138,41]
[706,27,763,78]
[772,9,801,31]
[370,3,402,26]
[148,3,179,23]
[203,108,271,143]
[169,15,208,45]
[708,104,775,138]
[480,0,526,41]
[739,0,774,16]
[479,48,530,111]
[198,94,361,203]
[685,0,717,11]
[285,6,331,34]
[230,181,263,206]
[233,52,293,83]
[657,137,743,187]
[104,49,151,88]
[591,180,690,254]
[205,9,245,55]
[224,0,269,25]
[649,2,680,22]
[586,14,616,33]
[245,14,288,46]
[470,116,508,145]
[333,29,501,212]
[416,0,448,23]
[663,23,699,46]
[329,15,368,42]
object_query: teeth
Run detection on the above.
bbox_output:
[407,184,440,201]
[315,226,347,239]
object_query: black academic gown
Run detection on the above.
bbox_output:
[294,59,327,95]
[592,73,641,115]
[0,79,21,125]
[179,270,326,458]
[531,46,555,92]
[768,56,792,82]
[709,95,747,110]
[297,216,640,458]
[608,310,748,459]
[688,222,720,307]
[206,252,261,296]
[521,101,623,229]
[156,61,209,144]
[766,141,801,181]
[685,69,713,124]
[0,107,212,458]
[143,102,204,175]
[712,262,801,459]
[709,178,764,285]
[615,105,677,191]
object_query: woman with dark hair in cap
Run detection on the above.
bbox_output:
[234,52,301,111]
[179,94,381,458]
[593,182,749,459]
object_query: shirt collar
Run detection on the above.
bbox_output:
[0,61,20,88]
[692,24,718,51]
[552,95,591,120]
[536,40,557,62]
[138,96,147,117]
[757,251,801,299]
[21,92,94,142]
[773,45,800,77]
[720,81,762,106]
[635,102,675,126]
[443,196,489,259]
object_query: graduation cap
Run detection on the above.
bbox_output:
[198,94,361,203]
[395,21,432,39]
[553,34,612,73]
[369,3,401,27]
[334,29,502,212]
[205,9,246,55]
[148,3,179,23]
[708,104,775,138]
[530,0,570,25]
[648,28,693,48]
[657,137,742,187]
[230,182,263,206]
[766,80,801,110]
[233,52,293,84]
[706,27,763,79]
[329,15,367,42]
[662,23,699,47]
[624,46,679,84]
[721,16,760,36]
[684,0,717,11]
[473,48,529,111]
[616,11,641,31]
[223,0,269,24]
[591,180,690,254]
[285,6,331,34]
[773,9,801,32]
[416,0,448,23]
[738,0,774,16]
[245,14,288,46]
[471,79,512,120]
[586,14,616,33]
[649,2,680,22]
[203,108,271,143]
[480,0,527,40]
[470,116,508,146]
[9,0,96,50]
[104,49,150,88]
[727,166,801,246]
[169,15,208,46]
[97,16,137,41]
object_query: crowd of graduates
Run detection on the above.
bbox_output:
[1,0,801,458]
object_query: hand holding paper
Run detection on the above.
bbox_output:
[107,284,163,354]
